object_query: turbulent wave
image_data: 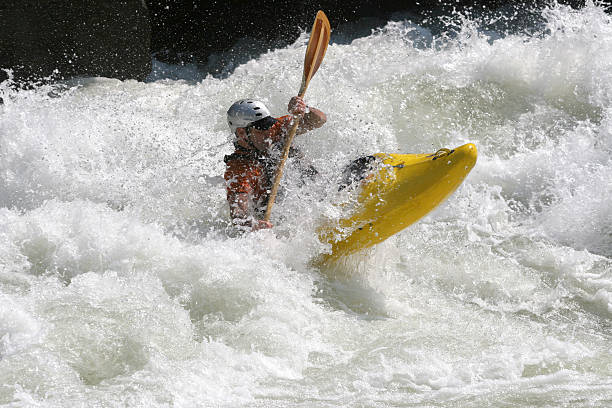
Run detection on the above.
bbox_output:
[1,2,611,407]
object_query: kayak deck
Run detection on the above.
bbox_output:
[318,143,477,261]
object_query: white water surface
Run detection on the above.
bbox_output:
[1,3,612,407]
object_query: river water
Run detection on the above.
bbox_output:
[1,2,611,407]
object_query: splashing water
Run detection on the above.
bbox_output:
[1,3,611,407]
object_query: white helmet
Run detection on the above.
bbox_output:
[227,99,271,133]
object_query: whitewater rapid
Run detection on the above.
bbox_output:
[1,2,611,407]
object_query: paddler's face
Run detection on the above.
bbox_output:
[235,116,277,143]
[237,126,270,139]
[235,127,270,149]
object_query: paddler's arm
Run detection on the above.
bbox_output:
[227,192,273,231]
[287,96,327,135]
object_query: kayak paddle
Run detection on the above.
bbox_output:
[263,10,331,222]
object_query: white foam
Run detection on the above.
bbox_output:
[1,2,612,406]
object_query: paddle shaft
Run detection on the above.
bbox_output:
[263,95,304,222]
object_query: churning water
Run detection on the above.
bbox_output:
[1,2,611,407]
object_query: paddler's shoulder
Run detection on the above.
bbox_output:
[272,115,293,132]
[276,115,292,124]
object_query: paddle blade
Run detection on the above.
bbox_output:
[299,10,331,96]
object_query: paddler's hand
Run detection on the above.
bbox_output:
[288,96,308,117]
[251,219,273,231]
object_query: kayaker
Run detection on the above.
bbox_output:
[224,96,327,231]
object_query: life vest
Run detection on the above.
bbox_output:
[223,115,317,207]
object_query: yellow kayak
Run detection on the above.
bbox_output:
[318,143,477,261]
